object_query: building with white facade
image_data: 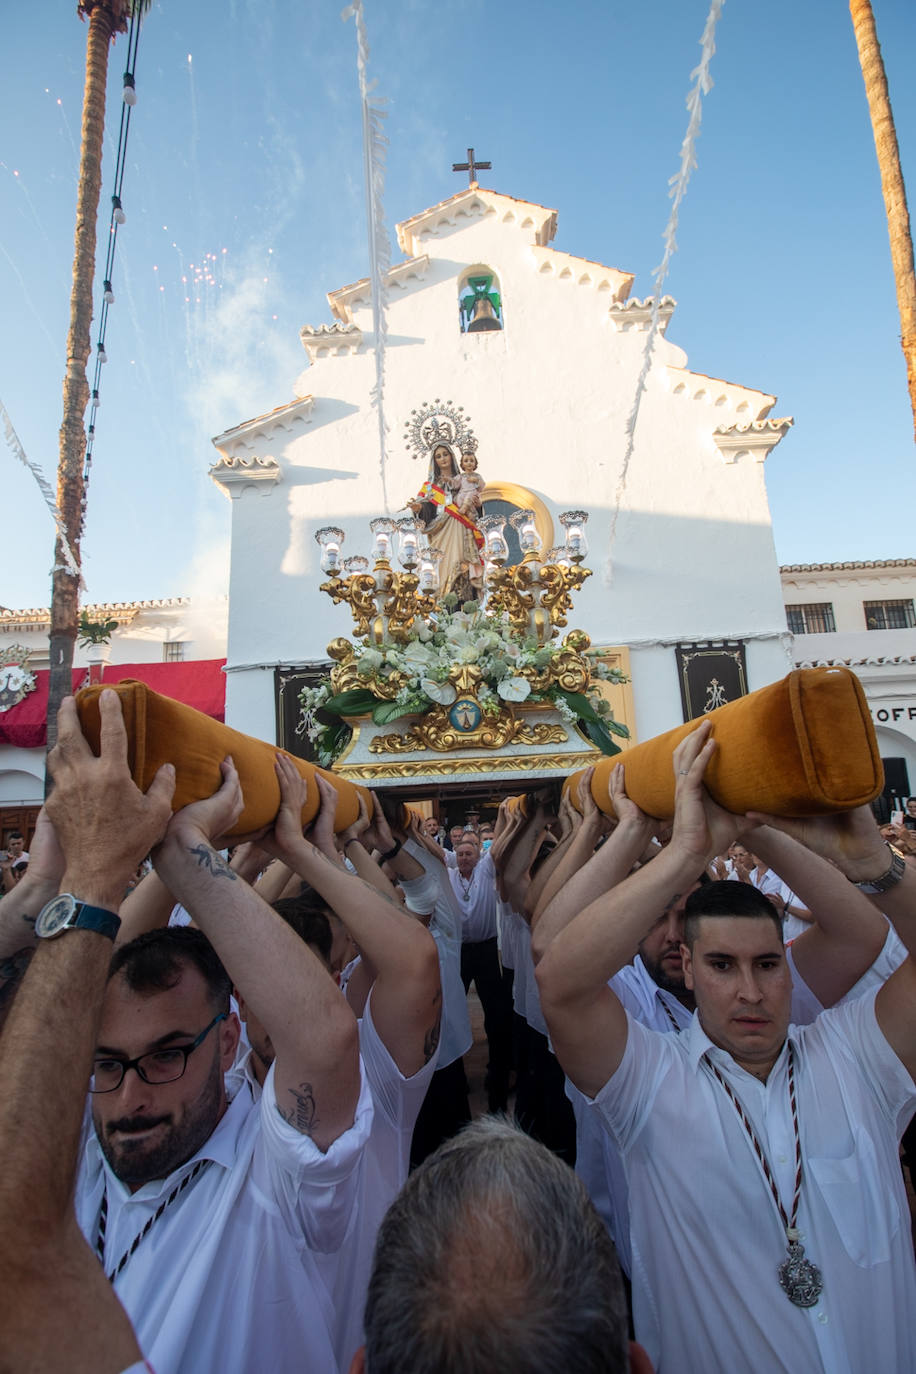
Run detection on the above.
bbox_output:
[0,597,227,841]
[0,596,226,672]
[210,185,794,755]
[781,559,916,810]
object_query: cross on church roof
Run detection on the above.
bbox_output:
[452,147,491,187]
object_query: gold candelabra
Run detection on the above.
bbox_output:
[315,509,592,646]
[316,519,442,644]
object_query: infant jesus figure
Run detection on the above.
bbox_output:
[449,449,485,516]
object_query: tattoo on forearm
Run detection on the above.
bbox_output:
[188,844,238,881]
[277,1080,319,1135]
[22,913,36,931]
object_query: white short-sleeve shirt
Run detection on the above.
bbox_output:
[324,988,438,1370]
[403,837,472,1064]
[589,992,916,1374]
[77,1063,374,1374]
[569,949,823,1267]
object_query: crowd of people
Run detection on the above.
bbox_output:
[0,690,914,1373]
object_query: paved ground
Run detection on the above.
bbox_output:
[464,989,518,1119]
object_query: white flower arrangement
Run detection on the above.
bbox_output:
[298,600,629,765]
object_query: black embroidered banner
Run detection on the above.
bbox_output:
[675,642,748,722]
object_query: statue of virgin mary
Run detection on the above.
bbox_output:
[408,441,485,602]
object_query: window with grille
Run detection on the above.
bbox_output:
[163,641,186,662]
[785,603,836,635]
[863,600,916,631]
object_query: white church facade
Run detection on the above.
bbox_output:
[210,185,794,757]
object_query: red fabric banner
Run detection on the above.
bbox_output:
[0,660,226,749]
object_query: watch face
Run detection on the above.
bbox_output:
[35,893,77,938]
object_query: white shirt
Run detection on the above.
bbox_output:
[568,951,822,1267]
[838,922,908,1004]
[590,993,916,1374]
[325,988,438,1370]
[77,1063,374,1374]
[402,837,472,1064]
[448,849,498,943]
[512,914,549,1037]
[497,895,520,970]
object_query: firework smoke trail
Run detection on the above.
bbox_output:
[0,237,58,354]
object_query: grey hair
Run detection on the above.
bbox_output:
[364,1117,629,1374]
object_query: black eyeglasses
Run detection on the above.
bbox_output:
[90,1013,227,1094]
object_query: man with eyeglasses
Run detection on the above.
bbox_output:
[87,928,234,1193]
[0,692,373,1374]
[82,762,372,1374]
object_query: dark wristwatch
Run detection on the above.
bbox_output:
[35,893,121,942]
[853,845,906,896]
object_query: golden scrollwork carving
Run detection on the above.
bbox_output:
[334,750,601,782]
[367,693,570,755]
[321,569,438,644]
[320,573,380,639]
[484,561,593,641]
[515,722,569,745]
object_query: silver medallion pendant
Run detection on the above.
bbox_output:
[778,1239,823,1308]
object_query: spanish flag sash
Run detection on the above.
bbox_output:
[419,483,485,551]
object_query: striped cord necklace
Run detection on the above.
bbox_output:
[95,1157,211,1283]
[705,1042,822,1308]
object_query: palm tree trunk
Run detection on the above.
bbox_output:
[849,0,916,442]
[47,4,119,757]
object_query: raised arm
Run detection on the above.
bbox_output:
[493,801,552,914]
[745,824,888,1005]
[747,803,916,1080]
[531,767,659,965]
[261,759,441,1079]
[0,691,174,1373]
[153,756,361,1153]
[537,723,744,1098]
[528,779,598,923]
[115,864,177,946]
[521,802,568,923]
[0,807,65,1026]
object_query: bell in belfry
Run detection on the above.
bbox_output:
[462,274,503,332]
[467,293,501,331]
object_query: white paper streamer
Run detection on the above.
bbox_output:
[343,0,392,513]
[605,0,725,584]
[0,394,81,580]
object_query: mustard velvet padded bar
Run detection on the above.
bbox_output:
[566,667,883,821]
[76,681,371,839]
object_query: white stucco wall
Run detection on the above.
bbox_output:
[0,749,44,804]
[215,189,791,745]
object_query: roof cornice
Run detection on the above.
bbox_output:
[713,417,793,463]
[530,245,633,301]
[211,397,314,455]
[780,559,916,573]
[209,455,282,500]
[793,654,916,669]
[299,322,363,362]
[327,256,430,324]
[608,294,675,332]
[396,188,557,258]
[0,597,191,631]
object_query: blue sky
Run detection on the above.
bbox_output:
[1,0,914,611]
